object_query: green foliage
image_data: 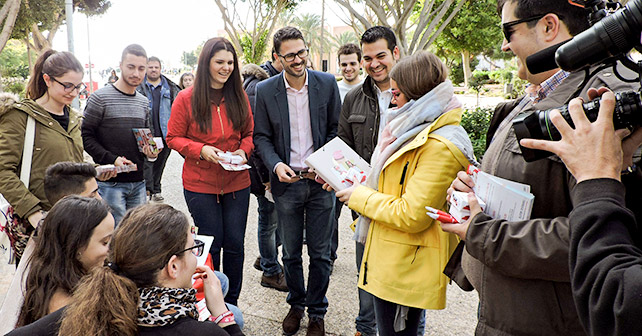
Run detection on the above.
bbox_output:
[332,31,359,49]
[469,71,490,93]
[0,39,31,79]
[240,30,269,64]
[488,69,513,84]
[434,0,502,57]
[291,13,335,56]
[461,106,493,160]
[8,0,111,39]
[445,56,479,86]
[181,51,198,68]
[1,77,27,96]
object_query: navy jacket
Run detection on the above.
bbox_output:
[253,70,341,196]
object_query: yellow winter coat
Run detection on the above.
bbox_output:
[348,108,469,310]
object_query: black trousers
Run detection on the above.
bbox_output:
[144,146,171,194]
[373,296,423,336]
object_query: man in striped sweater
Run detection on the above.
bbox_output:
[82,44,157,224]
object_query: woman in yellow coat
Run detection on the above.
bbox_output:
[332,51,475,335]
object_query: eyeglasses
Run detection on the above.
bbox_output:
[278,48,309,62]
[502,14,548,42]
[391,89,403,98]
[50,76,87,93]
[175,239,205,258]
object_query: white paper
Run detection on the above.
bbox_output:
[304,137,371,191]
[471,170,534,221]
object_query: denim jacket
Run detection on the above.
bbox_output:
[137,75,180,138]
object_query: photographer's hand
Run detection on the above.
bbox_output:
[520,90,626,182]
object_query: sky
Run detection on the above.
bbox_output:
[51,0,349,77]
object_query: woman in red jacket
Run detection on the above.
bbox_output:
[167,37,253,306]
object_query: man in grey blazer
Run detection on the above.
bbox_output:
[253,26,341,336]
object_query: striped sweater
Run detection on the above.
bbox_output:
[82,84,150,182]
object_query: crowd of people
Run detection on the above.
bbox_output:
[1,0,642,335]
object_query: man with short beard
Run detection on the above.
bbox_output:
[254,26,341,336]
[136,56,180,203]
[82,44,157,225]
[337,26,400,336]
[336,43,363,102]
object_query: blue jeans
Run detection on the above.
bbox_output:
[216,271,244,330]
[355,241,377,335]
[256,194,282,276]
[184,188,250,306]
[97,181,147,224]
[273,179,335,318]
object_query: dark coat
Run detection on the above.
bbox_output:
[337,76,381,163]
[5,307,244,336]
[253,70,341,196]
[458,64,640,336]
[242,62,280,196]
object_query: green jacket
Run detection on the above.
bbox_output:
[0,93,84,218]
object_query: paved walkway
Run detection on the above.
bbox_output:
[0,92,507,335]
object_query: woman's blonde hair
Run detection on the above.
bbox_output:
[58,204,190,336]
[389,51,448,100]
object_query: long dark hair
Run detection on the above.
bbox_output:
[26,49,83,100]
[191,37,249,133]
[58,204,190,336]
[16,196,110,327]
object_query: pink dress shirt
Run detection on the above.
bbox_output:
[283,71,314,171]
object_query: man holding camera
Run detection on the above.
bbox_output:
[440,0,639,335]
[521,88,642,336]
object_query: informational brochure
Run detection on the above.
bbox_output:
[95,164,138,175]
[467,165,535,221]
[132,128,163,154]
[218,152,251,171]
[305,137,371,191]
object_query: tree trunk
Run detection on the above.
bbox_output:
[462,50,472,89]
[0,0,22,54]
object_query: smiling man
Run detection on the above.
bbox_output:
[337,43,363,102]
[336,25,399,336]
[253,26,341,336]
[82,44,158,225]
[439,1,641,335]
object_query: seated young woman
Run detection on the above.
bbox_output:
[8,203,243,336]
[16,196,114,327]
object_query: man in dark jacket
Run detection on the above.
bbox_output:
[441,1,641,335]
[253,26,341,336]
[337,26,399,336]
[518,89,642,336]
[136,56,180,203]
[241,56,288,292]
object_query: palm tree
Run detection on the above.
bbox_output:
[332,31,359,48]
[291,13,334,66]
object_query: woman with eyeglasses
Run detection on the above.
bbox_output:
[15,196,114,328]
[7,203,244,336]
[324,51,475,335]
[0,49,87,260]
[167,37,253,306]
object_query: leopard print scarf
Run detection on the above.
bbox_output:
[137,286,199,327]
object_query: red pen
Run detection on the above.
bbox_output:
[426,212,459,224]
[425,206,450,217]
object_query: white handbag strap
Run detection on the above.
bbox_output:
[19,116,36,188]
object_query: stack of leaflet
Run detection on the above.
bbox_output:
[466,165,535,221]
[305,137,371,192]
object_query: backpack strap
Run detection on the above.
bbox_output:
[19,116,35,188]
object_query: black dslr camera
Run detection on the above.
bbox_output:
[512,0,642,162]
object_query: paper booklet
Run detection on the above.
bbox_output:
[95,164,138,175]
[218,151,251,171]
[132,128,163,154]
[467,165,535,221]
[304,137,371,191]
